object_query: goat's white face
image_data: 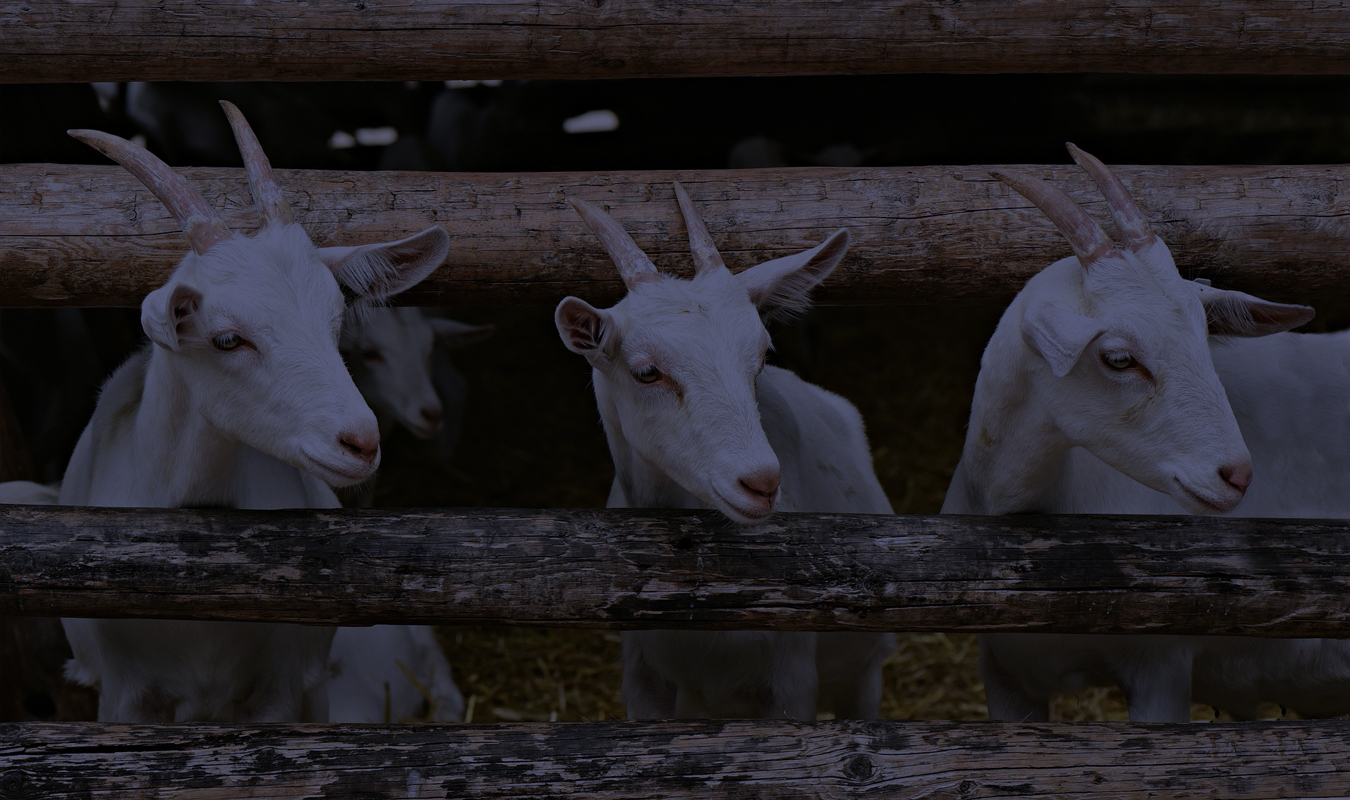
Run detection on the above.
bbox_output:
[1000,147,1311,514]
[557,185,849,523]
[341,308,494,440]
[74,102,450,487]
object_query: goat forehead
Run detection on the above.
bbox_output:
[201,228,339,297]
[207,275,342,334]
[618,281,766,366]
[1087,258,1207,336]
[193,236,343,331]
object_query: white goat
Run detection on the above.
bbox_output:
[940,145,1311,722]
[330,309,488,717]
[1042,326,1350,720]
[57,102,449,723]
[327,625,464,722]
[556,184,894,720]
[341,307,493,441]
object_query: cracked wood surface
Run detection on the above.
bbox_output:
[6,1,1350,82]
[2,720,1349,798]
[4,163,1350,308]
[2,505,1349,635]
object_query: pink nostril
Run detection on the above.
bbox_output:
[420,407,443,429]
[738,472,782,501]
[1220,462,1252,495]
[339,431,380,464]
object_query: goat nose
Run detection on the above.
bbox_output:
[738,471,781,500]
[339,430,380,464]
[1220,462,1253,495]
[420,407,443,429]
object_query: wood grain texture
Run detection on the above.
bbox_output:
[6,1,1350,82]
[3,720,1349,798]
[3,505,1350,636]
[5,163,1350,308]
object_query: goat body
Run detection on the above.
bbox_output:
[327,625,464,723]
[943,147,1311,722]
[58,104,449,723]
[560,185,893,720]
[998,329,1350,720]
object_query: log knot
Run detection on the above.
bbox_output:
[0,770,31,798]
[843,753,875,783]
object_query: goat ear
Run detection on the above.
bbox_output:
[429,318,496,349]
[555,297,613,361]
[1022,301,1106,378]
[736,228,850,314]
[141,282,203,351]
[1196,283,1314,337]
[318,226,450,303]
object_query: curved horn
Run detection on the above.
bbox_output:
[1066,143,1156,253]
[991,169,1119,269]
[568,198,660,290]
[673,181,725,275]
[69,129,231,256]
[219,100,295,227]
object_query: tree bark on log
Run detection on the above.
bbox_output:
[2,720,1348,799]
[3,505,1350,636]
[6,1,1350,83]
[3,163,1348,308]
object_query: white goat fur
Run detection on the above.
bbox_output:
[557,186,894,720]
[0,480,60,504]
[341,307,493,440]
[58,107,450,723]
[328,625,464,722]
[941,149,1312,723]
[989,327,1350,721]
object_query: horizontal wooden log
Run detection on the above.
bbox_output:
[3,505,1350,636]
[4,720,1349,798]
[8,2,1350,83]
[5,163,1350,308]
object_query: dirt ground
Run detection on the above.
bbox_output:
[371,303,1282,723]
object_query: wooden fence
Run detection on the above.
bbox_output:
[6,2,1350,798]
[7,1,1350,82]
[5,719,1349,799]
[5,163,1350,307]
[4,506,1350,636]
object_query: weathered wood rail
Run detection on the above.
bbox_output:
[4,504,1350,635]
[4,720,1349,798]
[6,1,1350,83]
[5,163,1350,307]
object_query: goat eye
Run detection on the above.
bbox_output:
[1103,351,1135,370]
[632,364,662,384]
[362,348,385,363]
[211,333,246,352]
